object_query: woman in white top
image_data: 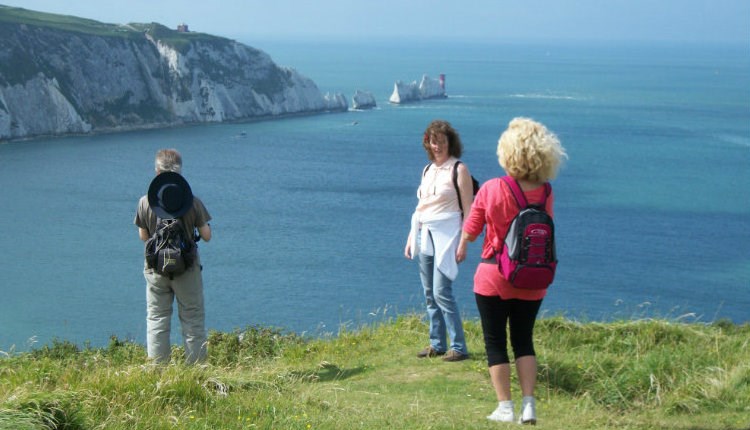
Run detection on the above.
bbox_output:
[404,120,474,362]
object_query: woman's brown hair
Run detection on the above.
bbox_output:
[422,120,463,161]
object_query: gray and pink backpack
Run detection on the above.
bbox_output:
[496,176,557,290]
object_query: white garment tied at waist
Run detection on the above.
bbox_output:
[409,211,462,281]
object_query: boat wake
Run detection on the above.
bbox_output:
[509,93,583,101]
[715,133,750,148]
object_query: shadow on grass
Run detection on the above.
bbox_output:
[293,362,368,383]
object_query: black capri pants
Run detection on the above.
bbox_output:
[475,293,543,366]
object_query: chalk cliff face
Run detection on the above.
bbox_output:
[0,7,346,141]
[352,90,376,110]
[389,74,446,104]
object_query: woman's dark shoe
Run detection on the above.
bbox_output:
[417,346,445,358]
[442,349,469,362]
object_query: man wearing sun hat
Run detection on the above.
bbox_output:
[134,148,212,364]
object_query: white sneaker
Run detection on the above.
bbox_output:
[518,396,537,425]
[487,400,515,423]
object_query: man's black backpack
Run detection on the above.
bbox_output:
[144,218,196,279]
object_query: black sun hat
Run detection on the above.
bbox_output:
[147,171,194,219]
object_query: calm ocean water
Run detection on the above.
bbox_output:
[1,40,748,352]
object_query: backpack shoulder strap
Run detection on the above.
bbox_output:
[153,215,164,236]
[501,176,552,209]
[418,163,432,199]
[453,160,463,213]
[176,217,195,243]
[501,176,528,209]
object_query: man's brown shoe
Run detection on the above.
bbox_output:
[442,350,469,362]
[417,346,445,358]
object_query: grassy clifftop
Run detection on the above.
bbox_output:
[0,5,224,50]
[0,5,124,35]
[0,316,748,429]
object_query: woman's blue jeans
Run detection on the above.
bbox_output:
[418,251,468,354]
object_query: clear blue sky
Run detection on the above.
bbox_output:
[2,0,748,44]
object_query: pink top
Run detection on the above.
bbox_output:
[463,177,555,300]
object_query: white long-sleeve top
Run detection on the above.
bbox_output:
[409,210,462,281]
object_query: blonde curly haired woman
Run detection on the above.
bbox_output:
[458,117,567,424]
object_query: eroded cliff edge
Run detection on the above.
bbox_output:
[0,6,347,141]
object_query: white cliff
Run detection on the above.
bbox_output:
[389,74,447,104]
[0,8,348,141]
[0,75,92,137]
[324,92,348,111]
[352,90,376,110]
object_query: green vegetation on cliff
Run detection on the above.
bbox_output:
[0,5,220,44]
[0,5,222,89]
[0,5,126,35]
[1,4,324,141]
[1,316,748,429]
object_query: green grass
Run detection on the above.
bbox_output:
[0,5,224,47]
[1,316,748,429]
[0,5,139,38]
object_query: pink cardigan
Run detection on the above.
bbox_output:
[463,178,555,300]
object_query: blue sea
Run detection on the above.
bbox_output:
[1,39,749,352]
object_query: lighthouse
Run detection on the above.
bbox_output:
[439,74,446,91]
